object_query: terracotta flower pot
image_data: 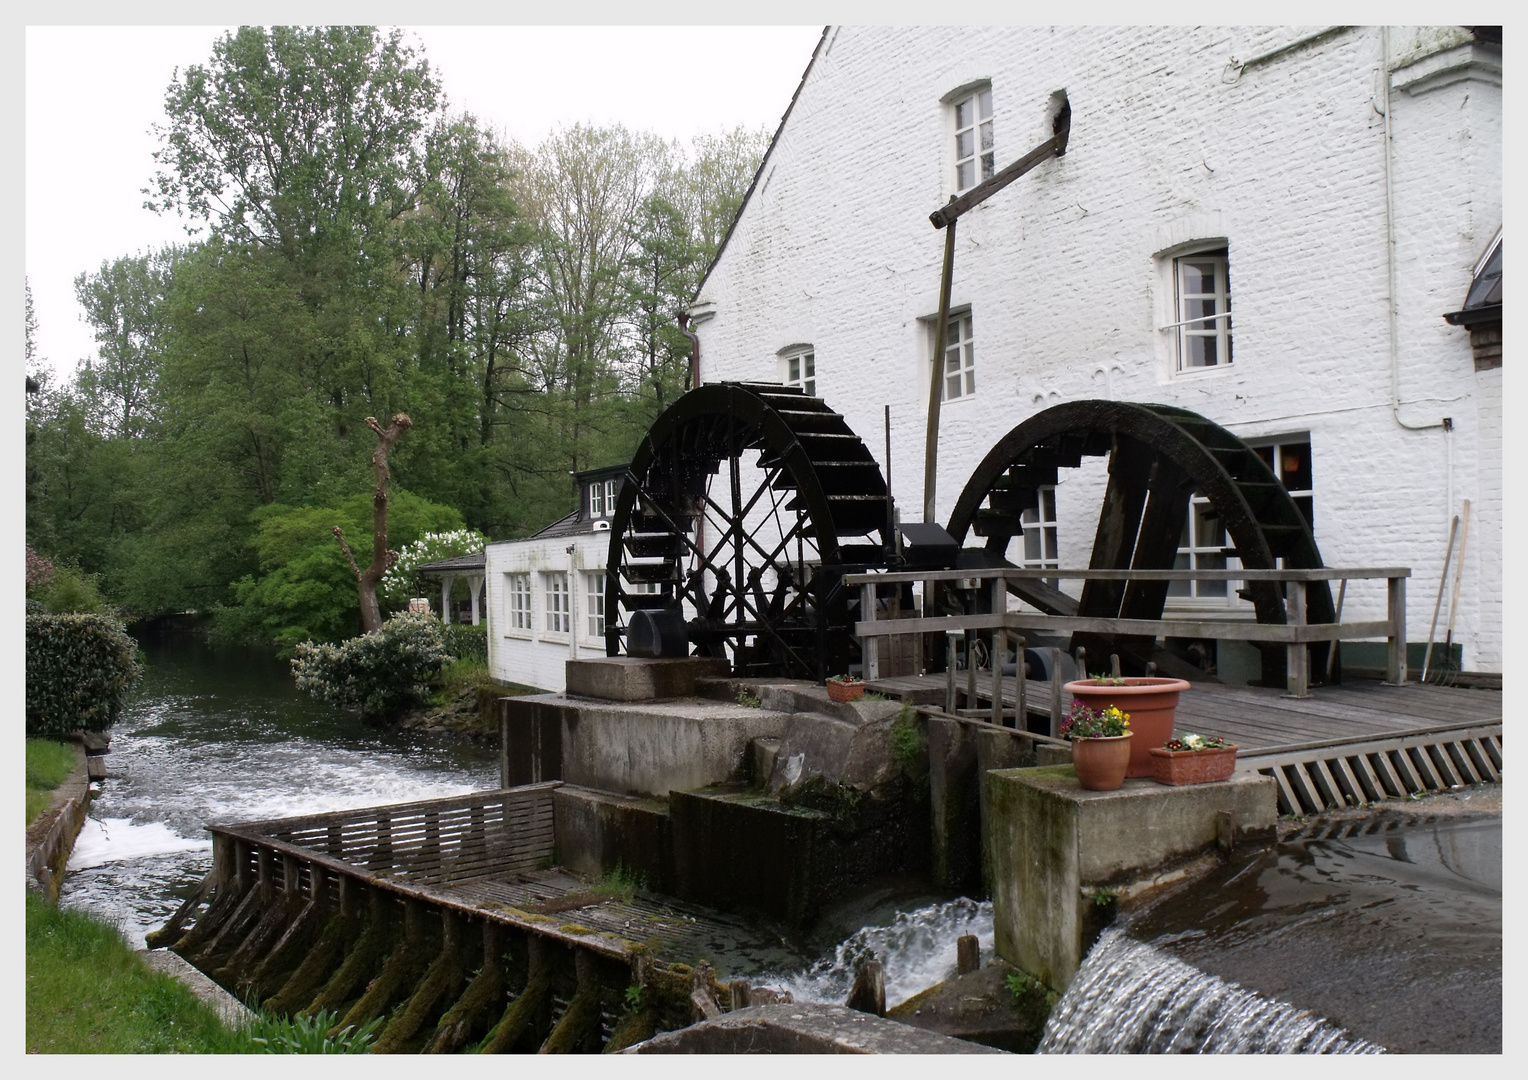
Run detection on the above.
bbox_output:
[1064,677,1191,778]
[1072,733,1133,791]
[1149,745,1239,785]
[826,678,865,702]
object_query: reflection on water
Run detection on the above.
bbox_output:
[61,634,499,946]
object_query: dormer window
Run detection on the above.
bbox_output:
[588,478,619,519]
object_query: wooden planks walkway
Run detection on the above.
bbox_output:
[867,673,1501,754]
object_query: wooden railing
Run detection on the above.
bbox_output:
[846,566,1411,706]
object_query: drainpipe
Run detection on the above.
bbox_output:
[677,312,701,391]
[566,544,578,661]
[1379,26,1452,538]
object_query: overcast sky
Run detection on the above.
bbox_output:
[24,24,825,380]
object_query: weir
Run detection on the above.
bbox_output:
[150,650,1502,1053]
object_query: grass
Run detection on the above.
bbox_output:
[26,738,77,826]
[25,894,381,1054]
[26,892,233,1053]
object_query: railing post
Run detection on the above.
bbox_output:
[1385,574,1408,685]
[989,576,1005,725]
[1014,635,1027,730]
[1049,651,1063,737]
[1285,578,1310,698]
[861,581,879,681]
[945,630,959,714]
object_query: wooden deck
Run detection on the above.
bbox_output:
[866,673,1502,754]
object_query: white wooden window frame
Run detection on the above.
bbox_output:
[583,571,606,641]
[941,312,976,401]
[781,347,816,397]
[952,86,994,193]
[542,572,570,636]
[506,573,533,635]
[1172,249,1232,372]
[1019,485,1059,588]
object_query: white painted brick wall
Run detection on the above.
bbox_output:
[484,531,612,693]
[695,26,1501,670]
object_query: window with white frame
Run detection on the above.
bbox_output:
[1173,249,1232,371]
[941,312,976,400]
[952,86,994,192]
[589,478,620,519]
[1019,486,1059,587]
[584,572,606,638]
[1169,436,1313,603]
[506,573,532,631]
[782,348,816,397]
[542,572,570,634]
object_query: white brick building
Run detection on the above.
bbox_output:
[484,466,626,692]
[690,26,1502,673]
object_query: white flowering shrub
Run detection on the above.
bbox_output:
[379,528,488,608]
[291,612,452,722]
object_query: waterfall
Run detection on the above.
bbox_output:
[1038,929,1384,1054]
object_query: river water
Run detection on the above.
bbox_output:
[61,634,499,947]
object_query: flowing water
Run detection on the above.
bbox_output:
[61,633,499,947]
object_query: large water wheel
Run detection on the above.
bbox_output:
[946,400,1334,686]
[604,382,893,680]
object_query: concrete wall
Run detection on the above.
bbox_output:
[694,26,1501,670]
[484,530,613,693]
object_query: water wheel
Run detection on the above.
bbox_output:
[946,399,1334,685]
[604,382,892,680]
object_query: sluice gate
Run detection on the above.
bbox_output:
[150,782,783,1053]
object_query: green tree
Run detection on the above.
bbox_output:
[73,249,179,440]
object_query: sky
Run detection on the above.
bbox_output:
[23,23,825,381]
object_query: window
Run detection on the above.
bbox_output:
[1253,439,1313,528]
[584,572,606,638]
[782,348,816,397]
[507,573,532,631]
[542,572,569,634]
[589,478,620,519]
[941,313,976,400]
[1170,437,1312,603]
[1020,486,1059,587]
[1173,249,1232,370]
[952,87,994,192]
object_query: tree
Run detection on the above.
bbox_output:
[332,414,412,633]
[73,249,179,440]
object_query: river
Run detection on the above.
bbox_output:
[61,633,499,947]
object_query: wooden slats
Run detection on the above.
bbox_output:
[1242,723,1502,815]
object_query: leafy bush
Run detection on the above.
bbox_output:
[380,528,488,607]
[291,611,452,722]
[223,490,465,647]
[223,1009,381,1054]
[441,621,487,663]
[26,614,143,736]
[26,545,114,616]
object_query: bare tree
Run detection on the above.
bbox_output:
[333,413,413,632]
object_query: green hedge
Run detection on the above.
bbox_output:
[25,615,143,737]
[442,622,487,663]
[291,611,452,722]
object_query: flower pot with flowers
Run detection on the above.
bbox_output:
[1063,675,1191,778]
[1060,701,1133,791]
[825,673,865,702]
[1149,733,1240,786]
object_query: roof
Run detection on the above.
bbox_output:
[1444,230,1502,327]
[416,550,485,574]
[529,511,588,541]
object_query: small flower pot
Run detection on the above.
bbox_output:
[826,678,865,702]
[1149,745,1240,785]
[1072,732,1133,791]
[1064,677,1191,779]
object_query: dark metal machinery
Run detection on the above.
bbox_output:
[945,399,1335,686]
[604,382,892,680]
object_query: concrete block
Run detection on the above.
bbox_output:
[628,1002,1005,1054]
[552,785,672,891]
[670,789,827,923]
[986,767,1275,992]
[564,656,731,702]
[566,701,790,797]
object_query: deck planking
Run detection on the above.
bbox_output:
[866,673,1501,753]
